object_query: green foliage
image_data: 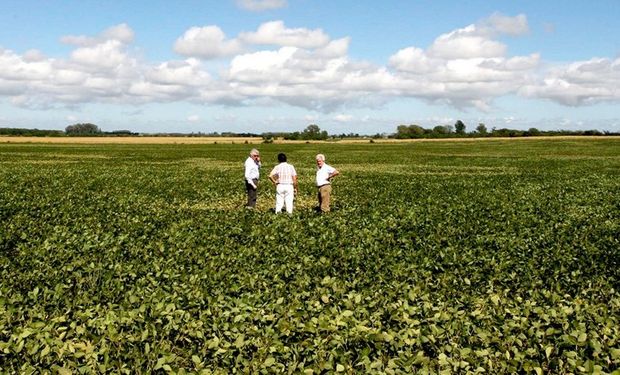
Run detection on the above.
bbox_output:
[285,124,329,140]
[395,124,425,139]
[65,123,101,135]
[0,128,64,136]
[433,125,453,135]
[0,139,619,373]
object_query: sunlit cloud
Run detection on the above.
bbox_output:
[0,14,618,116]
[174,26,243,59]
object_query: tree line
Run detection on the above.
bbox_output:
[0,121,617,139]
[0,124,136,137]
[392,121,616,139]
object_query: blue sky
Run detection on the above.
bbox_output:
[1,0,619,134]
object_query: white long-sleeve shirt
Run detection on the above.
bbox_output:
[245,156,260,184]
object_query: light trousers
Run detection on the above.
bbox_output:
[318,184,332,212]
[275,184,294,213]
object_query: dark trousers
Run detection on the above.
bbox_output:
[245,179,258,207]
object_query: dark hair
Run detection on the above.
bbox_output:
[277,153,287,162]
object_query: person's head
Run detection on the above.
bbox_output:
[250,149,260,161]
[278,153,287,163]
[316,153,325,167]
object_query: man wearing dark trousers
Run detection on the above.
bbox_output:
[244,148,261,208]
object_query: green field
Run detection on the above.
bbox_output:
[1,139,619,374]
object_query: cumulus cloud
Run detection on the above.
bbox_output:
[429,30,506,59]
[61,24,134,46]
[386,14,539,109]
[69,40,135,71]
[174,26,242,59]
[0,48,53,81]
[484,13,529,36]
[239,21,330,48]
[334,114,353,122]
[519,57,620,106]
[145,59,211,86]
[0,14,618,115]
[236,0,287,11]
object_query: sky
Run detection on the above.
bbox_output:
[1,0,619,135]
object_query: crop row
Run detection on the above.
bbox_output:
[0,139,619,373]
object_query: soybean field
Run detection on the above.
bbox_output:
[1,138,619,374]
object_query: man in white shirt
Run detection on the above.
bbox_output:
[244,148,261,208]
[269,153,298,214]
[315,153,339,213]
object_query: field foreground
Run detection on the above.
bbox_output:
[0,139,619,373]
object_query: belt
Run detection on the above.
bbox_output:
[278,183,293,185]
[318,184,330,188]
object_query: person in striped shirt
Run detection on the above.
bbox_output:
[268,153,298,214]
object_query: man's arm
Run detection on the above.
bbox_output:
[269,167,279,185]
[328,168,340,180]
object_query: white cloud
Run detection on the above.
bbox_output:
[386,14,539,109]
[388,47,433,74]
[316,37,350,58]
[519,57,620,106]
[240,21,330,48]
[0,48,53,81]
[23,49,47,62]
[485,13,529,36]
[146,59,211,86]
[70,40,135,70]
[102,24,135,43]
[61,23,134,47]
[236,0,287,11]
[187,115,200,122]
[174,26,243,59]
[428,26,506,59]
[228,47,298,82]
[334,114,353,122]
[0,14,618,117]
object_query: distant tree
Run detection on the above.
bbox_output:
[395,125,410,139]
[433,125,448,134]
[525,128,540,136]
[284,131,301,140]
[492,128,523,137]
[454,120,466,134]
[476,123,488,135]
[65,123,101,135]
[261,132,274,143]
[433,125,453,135]
[107,130,136,136]
[584,129,603,136]
[395,124,425,139]
[301,124,328,140]
[0,128,64,136]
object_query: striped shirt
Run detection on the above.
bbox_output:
[269,162,297,184]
